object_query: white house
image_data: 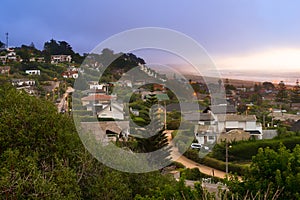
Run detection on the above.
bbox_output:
[194,112,263,144]
[29,57,45,63]
[0,56,7,63]
[81,94,112,113]
[97,101,124,120]
[25,70,41,75]
[0,66,10,74]
[51,55,72,64]
[7,51,17,61]
[89,82,107,90]
[195,125,218,145]
[215,114,263,139]
[12,79,35,87]
[62,71,78,79]
[193,113,219,145]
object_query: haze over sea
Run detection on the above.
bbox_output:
[150,64,300,86]
[219,69,300,85]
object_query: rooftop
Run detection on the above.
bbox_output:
[216,114,256,122]
[204,104,237,114]
[81,94,112,101]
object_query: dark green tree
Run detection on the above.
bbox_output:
[262,81,275,90]
[133,94,171,168]
[0,41,5,48]
[276,81,288,102]
[291,79,300,103]
[43,39,77,62]
[227,144,300,200]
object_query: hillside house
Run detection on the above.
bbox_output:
[216,114,263,139]
[0,66,10,74]
[97,101,124,120]
[62,71,78,79]
[81,94,113,112]
[12,79,35,87]
[29,57,45,63]
[25,69,41,75]
[51,55,72,64]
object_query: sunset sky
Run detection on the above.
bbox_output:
[1,0,300,72]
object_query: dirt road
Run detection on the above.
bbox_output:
[176,155,227,179]
[57,87,74,112]
[164,130,241,180]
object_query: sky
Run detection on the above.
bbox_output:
[1,0,300,72]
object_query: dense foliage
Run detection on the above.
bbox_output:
[228,145,300,200]
[0,85,181,199]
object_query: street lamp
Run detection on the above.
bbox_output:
[269,108,274,127]
[225,139,232,175]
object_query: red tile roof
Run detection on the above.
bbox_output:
[81,94,112,101]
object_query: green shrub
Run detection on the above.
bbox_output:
[167,120,180,130]
[201,157,247,175]
[213,137,300,162]
[171,130,178,139]
[183,149,202,163]
[181,168,202,180]
[168,161,185,169]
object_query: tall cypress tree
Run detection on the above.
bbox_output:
[133,93,171,168]
[291,79,300,103]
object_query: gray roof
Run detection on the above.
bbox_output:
[183,113,214,122]
[291,120,300,132]
[216,114,256,122]
[82,89,106,95]
[204,104,237,114]
[167,103,205,113]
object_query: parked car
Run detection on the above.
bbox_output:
[191,143,210,150]
[203,146,210,150]
[190,143,202,149]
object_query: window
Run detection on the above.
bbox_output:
[208,136,214,140]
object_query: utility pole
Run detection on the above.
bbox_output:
[5,33,8,48]
[164,101,167,130]
[225,139,232,175]
[225,139,228,174]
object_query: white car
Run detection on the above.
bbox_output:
[203,146,210,150]
[190,143,202,149]
[190,143,210,150]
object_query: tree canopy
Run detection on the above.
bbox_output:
[0,84,182,199]
[228,144,300,200]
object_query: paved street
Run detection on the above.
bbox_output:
[164,130,241,180]
[57,87,74,113]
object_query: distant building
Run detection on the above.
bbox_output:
[81,94,112,106]
[12,79,35,87]
[51,55,72,64]
[89,82,108,90]
[193,110,263,145]
[0,56,7,64]
[29,57,45,63]
[62,71,78,79]
[82,88,107,96]
[0,48,19,63]
[6,50,17,62]
[97,101,124,120]
[203,104,237,115]
[25,69,41,75]
[0,66,10,74]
